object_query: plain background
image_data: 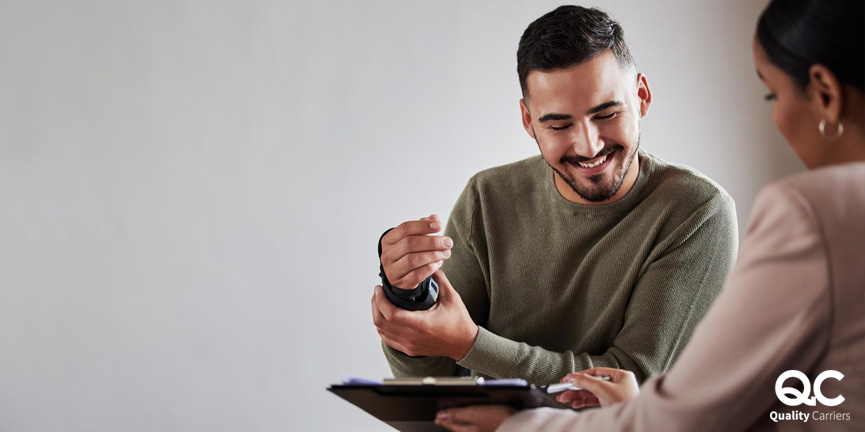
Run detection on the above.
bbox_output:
[0,0,803,431]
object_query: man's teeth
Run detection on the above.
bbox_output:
[577,154,608,168]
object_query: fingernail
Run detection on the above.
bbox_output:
[443,237,453,247]
[430,221,442,230]
[436,411,450,421]
[442,249,452,258]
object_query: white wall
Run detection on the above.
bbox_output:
[0,1,801,431]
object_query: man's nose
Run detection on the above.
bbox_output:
[570,122,604,158]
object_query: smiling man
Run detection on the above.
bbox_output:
[371,5,738,387]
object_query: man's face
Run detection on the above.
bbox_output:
[520,51,652,204]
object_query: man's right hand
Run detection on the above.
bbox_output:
[380,214,454,290]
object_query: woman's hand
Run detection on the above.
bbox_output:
[557,367,640,409]
[434,405,516,432]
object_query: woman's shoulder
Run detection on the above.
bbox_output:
[751,163,865,298]
[758,162,865,226]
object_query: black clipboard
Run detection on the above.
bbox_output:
[328,383,559,432]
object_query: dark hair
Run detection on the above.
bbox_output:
[757,0,864,92]
[517,5,634,97]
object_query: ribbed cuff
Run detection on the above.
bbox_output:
[455,326,519,378]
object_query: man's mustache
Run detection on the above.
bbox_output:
[560,144,623,164]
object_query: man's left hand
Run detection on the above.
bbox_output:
[371,270,479,360]
[434,405,515,432]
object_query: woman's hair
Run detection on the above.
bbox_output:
[757,0,864,92]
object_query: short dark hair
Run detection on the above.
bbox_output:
[517,5,634,97]
[757,0,864,92]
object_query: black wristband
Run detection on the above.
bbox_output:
[378,227,438,311]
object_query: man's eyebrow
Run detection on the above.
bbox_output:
[537,101,624,122]
[538,113,573,123]
[587,100,623,115]
[756,69,765,80]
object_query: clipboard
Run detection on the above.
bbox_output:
[328,380,559,432]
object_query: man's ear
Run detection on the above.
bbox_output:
[636,73,652,118]
[808,64,843,125]
[520,98,536,139]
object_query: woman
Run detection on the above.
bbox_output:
[435,0,864,430]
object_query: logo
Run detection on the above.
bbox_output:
[769,370,851,424]
[775,370,845,407]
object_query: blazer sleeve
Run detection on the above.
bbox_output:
[499,181,832,432]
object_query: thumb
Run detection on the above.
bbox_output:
[432,270,460,303]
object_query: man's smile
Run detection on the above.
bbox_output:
[563,148,619,176]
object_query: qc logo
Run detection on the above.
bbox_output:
[775,370,845,407]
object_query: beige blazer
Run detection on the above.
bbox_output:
[500,162,865,432]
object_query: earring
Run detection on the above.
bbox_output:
[819,118,844,140]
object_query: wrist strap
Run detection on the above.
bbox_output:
[378,227,438,311]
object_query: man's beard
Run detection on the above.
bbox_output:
[548,139,640,203]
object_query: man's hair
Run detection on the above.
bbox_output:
[517,5,634,97]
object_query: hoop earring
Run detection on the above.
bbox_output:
[819,119,844,141]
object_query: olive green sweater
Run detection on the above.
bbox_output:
[383,150,738,385]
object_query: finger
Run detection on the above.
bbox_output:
[384,218,443,245]
[386,235,453,271]
[569,373,615,398]
[372,292,406,339]
[390,247,451,280]
[562,372,579,382]
[435,409,471,432]
[392,234,453,256]
[556,389,594,404]
[390,260,445,289]
[372,287,430,349]
[436,408,477,431]
[372,299,413,350]
[372,285,415,325]
[448,405,503,424]
[419,214,440,223]
[431,270,460,303]
[371,287,386,326]
[435,418,473,432]
[379,331,411,354]
[577,367,628,381]
[571,396,601,409]
[376,327,408,345]
[383,235,452,286]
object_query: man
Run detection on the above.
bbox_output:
[371,5,738,386]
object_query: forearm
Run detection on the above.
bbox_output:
[457,327,646,385]
[382,343,460,377]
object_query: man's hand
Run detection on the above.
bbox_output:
[372,270,479,360]
[557,367,640,408]
[380,215,453,290]
[434,405,515,432]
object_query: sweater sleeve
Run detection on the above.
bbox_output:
[457,192,739,385]
[381,178,490,377]
[499,182,832,431]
